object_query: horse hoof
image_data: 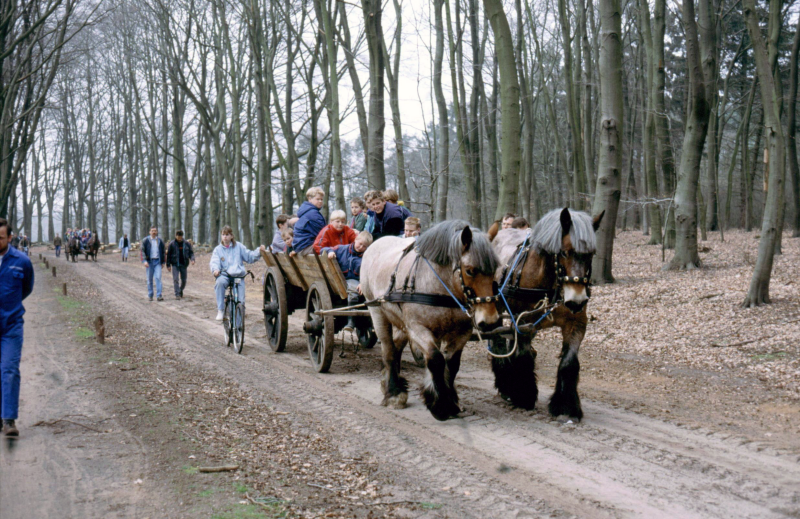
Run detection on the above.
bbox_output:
[548,397,583,422]
[383,393,407,409]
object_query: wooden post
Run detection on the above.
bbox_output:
[38,253,42,259]
[62,282,67,296]
[52,266,56,277]
[44,258,48,268]
[94,316,105,344]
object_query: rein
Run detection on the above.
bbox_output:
[488,231,594,359]
[366,243,499,317]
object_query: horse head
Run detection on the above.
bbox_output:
[556,208,604,314]
[454,226,501,331]
[416,220,501,332]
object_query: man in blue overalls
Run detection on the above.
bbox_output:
[0,218,34,437]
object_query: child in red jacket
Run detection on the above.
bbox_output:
[313,210,356,255]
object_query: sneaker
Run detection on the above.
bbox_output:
[157,296,164,302]
[2,419,19,437]
[216,310,224,321]
[175,295,181,300]
[149,297,153,302]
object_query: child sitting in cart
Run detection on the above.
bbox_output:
[282,227,294,255]
[321,230,374,332]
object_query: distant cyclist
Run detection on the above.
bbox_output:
[210,225,266,321]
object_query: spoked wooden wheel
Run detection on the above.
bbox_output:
[263,267,288,352]
[232,303,245,354]
[304,282,335,373]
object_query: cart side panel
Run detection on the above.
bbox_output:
[318,254,348,300]
[276,254,308,290]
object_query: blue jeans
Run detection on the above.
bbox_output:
[121,247,129,260]
[215,274,244,311]
[55,245,61,257]
[1,321,23,420]
[146,259,162,298]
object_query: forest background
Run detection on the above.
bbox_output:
[1,0,798,306]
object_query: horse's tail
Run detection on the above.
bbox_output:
[487,220,501,242]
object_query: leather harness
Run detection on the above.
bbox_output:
[367,242,499,312]
[499,239,591,307]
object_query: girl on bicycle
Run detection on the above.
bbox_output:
[210,225,266,320]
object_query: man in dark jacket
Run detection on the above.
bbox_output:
[365,190,406,240]
[0,218,34,437]
[166,230,196,300]
[322,230,374,332]
[292,187,326,255]
[141,226,166,301]
[53,235,62,257]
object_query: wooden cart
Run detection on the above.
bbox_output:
[260,250,377,372]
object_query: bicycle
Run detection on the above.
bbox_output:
[220,268,255,354]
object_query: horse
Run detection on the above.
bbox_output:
[487,207,603,421]
[361,220,501,421]
[83,234,100,261]
[67,236,81,263]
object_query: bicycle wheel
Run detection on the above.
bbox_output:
[232,303,245,354]
[223,298,233,346]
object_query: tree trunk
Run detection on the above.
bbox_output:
[591,0,623,284]
[668,0,713,270]
[787,15,800,237]
[361,0,386,190]
[433,0,449,222]
[558,0,587,210]
[483,0,522,220]
[741,0,786,307]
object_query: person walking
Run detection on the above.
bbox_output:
[118,234,130,262]
[210,225,266,320]
[166,230,195,300]
[141,226,165,302]
[0,218,35,437]
[53,234,62,258]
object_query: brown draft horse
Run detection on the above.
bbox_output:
[488,208,603,421]
[67,236,81,262]
[83,234,100,261]
[362,220,500,421]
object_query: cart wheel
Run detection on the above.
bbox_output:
[305,282,335,373]
[357,327,378,349]
[409,343,426,367]
[263,267,288,352]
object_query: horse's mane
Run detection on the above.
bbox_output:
[531,208,597,254]
[416,219,498,275]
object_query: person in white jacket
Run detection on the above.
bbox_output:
[210,225,266,320]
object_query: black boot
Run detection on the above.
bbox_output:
[2,419,19,437]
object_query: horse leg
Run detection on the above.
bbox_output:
[444,339,469,413]
[408,325,459,421]
[549,321,586,420]
[491,336,538,410]
[373,311,408,409]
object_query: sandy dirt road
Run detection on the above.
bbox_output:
[0,266,171,517]
[31,243,800,519]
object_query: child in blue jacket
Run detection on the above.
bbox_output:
[291,187,326,255]
[321,230,374,331]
